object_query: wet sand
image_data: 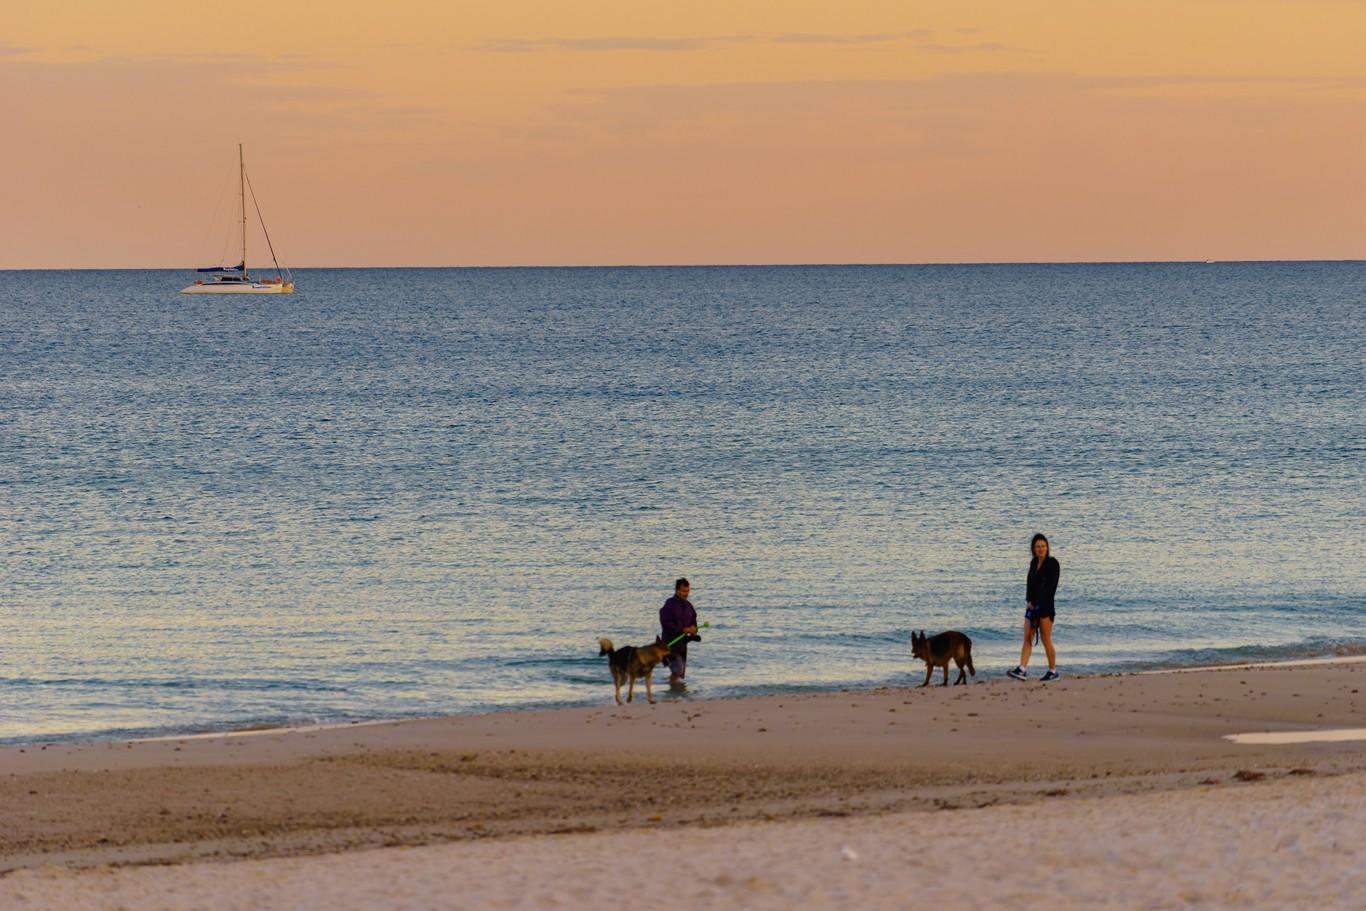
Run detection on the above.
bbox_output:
[1,661,1363,906]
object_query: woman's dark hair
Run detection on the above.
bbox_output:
[675,577,690,592]
[1030,534,1049,559]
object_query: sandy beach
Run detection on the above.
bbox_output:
[2,661,1363,908]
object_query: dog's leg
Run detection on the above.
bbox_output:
[613,669,623,706]
[645,670,655,704]
[627,675,635,703]
[941,663,949,686]
[920,664,932,688]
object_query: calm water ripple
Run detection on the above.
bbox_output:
[1,264,1363,742]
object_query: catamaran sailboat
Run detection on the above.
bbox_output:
[182,144,295,294]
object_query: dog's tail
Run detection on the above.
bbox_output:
[965,639,976,677]
[598,638,615,657]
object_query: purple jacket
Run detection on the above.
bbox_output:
[660,595,697,657]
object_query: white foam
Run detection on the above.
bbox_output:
[1139,654,1366,675]
[1223,728,1366,745]
[129,719,399,743]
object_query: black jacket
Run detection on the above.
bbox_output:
[1026,556,1060,610]
[660,595,697,658]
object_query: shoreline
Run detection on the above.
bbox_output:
[2,659,1363,876]
[1138,653,1366,674]
[6,652,1366,750]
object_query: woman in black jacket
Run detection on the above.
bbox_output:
[1008,533,1060,682]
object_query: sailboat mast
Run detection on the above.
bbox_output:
[239,143,247,276]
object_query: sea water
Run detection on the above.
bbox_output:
[2,263,1363,742]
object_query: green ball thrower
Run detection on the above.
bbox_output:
[665,621,710,648]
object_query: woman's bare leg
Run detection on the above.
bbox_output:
[1018,618,1033,668]
[1039,617,1056,670]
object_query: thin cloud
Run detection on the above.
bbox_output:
[1,54,377,118]
[1093,72,1366,97]
[541,71,1364,152]
[478,30,1003,54]
[913,40,1011,54]
[110,51,332,70]
[550,72,1366,134]
[480,35,756,53]
[0,49,332,73]
[771,30,931,45]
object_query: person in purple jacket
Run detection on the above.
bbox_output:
[660,577,699,687]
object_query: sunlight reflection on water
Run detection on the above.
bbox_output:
[2,263,1364,741]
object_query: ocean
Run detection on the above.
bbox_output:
[2,263,1363,743]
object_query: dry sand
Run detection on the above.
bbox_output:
[3,770,1362,910]
[1,662,1363,908]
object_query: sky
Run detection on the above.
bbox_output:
[3,0,1365,268]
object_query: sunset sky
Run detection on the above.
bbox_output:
[4,1,1365,268]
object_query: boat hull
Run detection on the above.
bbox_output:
[181,281,294,295]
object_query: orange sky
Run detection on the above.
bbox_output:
[3,1,1365,268]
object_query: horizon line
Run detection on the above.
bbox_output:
[4,257,1365,273]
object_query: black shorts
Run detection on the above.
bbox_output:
[1026,605,1055,625]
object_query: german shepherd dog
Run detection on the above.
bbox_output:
[598,637,671,705]
[911,630,976,687]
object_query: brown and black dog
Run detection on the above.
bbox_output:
[598,637,671,705]
[911,630,975,687]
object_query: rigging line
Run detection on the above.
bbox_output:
[199,167,237,268]
[244,169,290,280]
